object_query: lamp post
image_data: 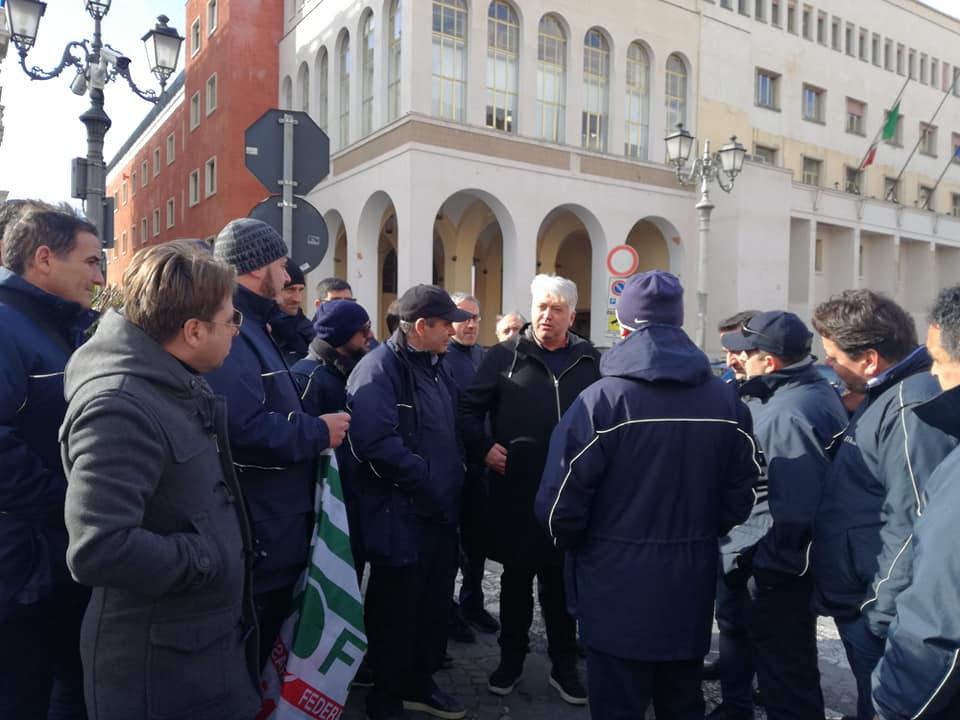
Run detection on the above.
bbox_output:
[664,124,746,351]
[4,0,183,241]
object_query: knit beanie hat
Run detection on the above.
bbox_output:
[214,218,287,276]
[616,270,684,330]
[313,299,370,348]
[284,257,306,287]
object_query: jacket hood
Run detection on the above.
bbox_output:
[235,283,280,325]
[914,384,960,439]
[600,323,712,385]
[738,359,823,401]
[865,345,931,399]
[64,309,206,405]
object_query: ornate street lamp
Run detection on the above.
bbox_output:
[665,123,746,350]
[5,0,183,241]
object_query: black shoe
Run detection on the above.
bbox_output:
[488,661,523,696]
[549,666,588,706]
[402,686,466,719]
[461,606,500,634]
[366,693,406,720]
[705,703,753,720]
[448,611,476,643]
[352,657,375,688]
[702,656,720,681]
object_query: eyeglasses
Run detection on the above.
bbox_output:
[205,308,243,332]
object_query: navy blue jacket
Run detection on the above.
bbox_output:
[812,347,957,635]
[0,268,97,607]
[721,361,848,579]
[872,385,960,720]
[534,324,758,661]
[444,339,484,393]
[291,336,358,416]
[344,331,464,567]
[271,308,315,365]
[204,285,331,593]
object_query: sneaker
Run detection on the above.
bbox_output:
[549,666,588,706]
[461,606,500,634]
[402,686,466,720]
[487,661,523,696]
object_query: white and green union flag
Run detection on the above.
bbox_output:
[257,451,367,720]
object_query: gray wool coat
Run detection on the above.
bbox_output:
[61,310,261,720]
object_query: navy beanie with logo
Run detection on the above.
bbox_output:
[214,218,287,276]
[616,270,684,330]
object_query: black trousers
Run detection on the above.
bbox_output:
[716,568,755,711]
[457,468,487,611]
[365,523,459,706]
[585,647,705,720]
[498,564,577,668]
[255,586,296,669]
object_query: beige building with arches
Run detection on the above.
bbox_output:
[279,0,960,352]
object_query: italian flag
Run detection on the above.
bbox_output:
[862,102,901,169]
[258,452,367,720]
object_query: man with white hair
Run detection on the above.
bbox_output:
[495,311,526,343]
[459,274,600,705]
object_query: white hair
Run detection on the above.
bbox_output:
[530,274,577,311]
[450,292,479,310]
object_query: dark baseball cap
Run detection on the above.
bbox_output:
[721,310,813,356]
[398,284,472,322]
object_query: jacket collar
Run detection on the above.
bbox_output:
[914,384,960,439]
[739,359,820,401]
[0,266,99,331]
[865,346,931,399]
[233,283,279,326]
[307,336,359,378]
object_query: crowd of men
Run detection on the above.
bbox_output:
[2,199,960,720]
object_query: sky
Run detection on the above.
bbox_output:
[2,0,960,206]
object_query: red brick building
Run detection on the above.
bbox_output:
[105,0,281,284]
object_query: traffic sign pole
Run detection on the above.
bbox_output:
[280,112,298,253]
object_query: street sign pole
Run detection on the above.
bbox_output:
[280,112,298,253]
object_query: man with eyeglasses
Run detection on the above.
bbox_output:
[714,311,847,720]
[810,289,957,720]
[61,241,260,720]
[205,218,351,668]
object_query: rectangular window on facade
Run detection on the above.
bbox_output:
[121,231,127,255]
[801,156,822,186]
[166,198,175,229]
[141,218,148,245]
[152,209,160,236]
[952,193,960,217]
[831,17,841,51]
[189,170,200,206]
[166,132,175,164]
[205,157,217,197]
[801,5,811,39]
[884,176,900,202]
[801,83,824,123]
[816,11,826,44]
[919,185,935,211]
[844,166,862,194]
[113,191,119,210]
[190,92,201,129]
[191,18,201,56]
[786,1,796,33]
[920,123,937,156]
[121,181,128,205]
[755,0,765,21]
[755,68,780,109]
[753,144,777,165]
[207,0,217,34]
[153,148,160,176]
[738,0,749,16]
[858,29,867,61]
[141,160,148,186]
[845,23,854,56]
[946,64,954,92]
[953,67,960,97]
[908,49,917,80]
[872,34,881,66]
[932,59,939,88]
[920,54,928,85]
[884,39,893,70]
[771,0,780,26]
[814,237,823,273]
[952,132,960,162]
[206,74,218,114]
[896,44,905,75]
[846,98,866,135]
[131,172,137,196]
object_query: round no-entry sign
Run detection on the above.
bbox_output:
[606,244,639,277]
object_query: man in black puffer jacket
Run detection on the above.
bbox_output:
[535,271,758,719]
[459,274,600,706]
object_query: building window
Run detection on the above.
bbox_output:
[931,58,939,88]
[920,123,937,156]
[205,157,217,197]
[140,217,148,245]
[317,48,329,133]
[720,0,731,8]
[755,0,765,22]
[844,23,854,56]
[801,83,824,123]
[121,231,127,255]
[191,18,201,56]
[141,161,148,186]
[624,42,650,160]
[431,0,468,122]
[190,92,201,130]
[486,0,520,133]
[582,28,610,152]
[884,39,893,70]
[166,132,175,164]
[801,156,822,186]
[189,170,200,206]
[131,171,137,195]
[786,0,796,33]
[755,68,779,109]
[738,0,749,16]
[153,148,160,176]
[152,209,160,236]
[753,143,777,165]
[361,12,375,136]
[908,49,916,80]
[338,32,351,146]
[665,53,688,135]
[953,132,960,163]
[816,11,826,44]
[884,176,900,203]
[872,34,881,66]
[920,54,928,85]
[858,28,867,61]
[844,166,862,194]
[771,0,780,26]
[883,107,903,146]
[953,67,960,97]
[166,198,175,229]
[387,0,402,122]
[113,191,119,210]
[952,193,960,217]
[830,16,840,51]
[896,44,904,75]
[814,237,823,273]
[919,185,934,211]
[801,5,811,40]
[281,75,292,109]
[846,98,865,136]
[206,73,218,114]
[121,181,128,205]
[207,0,217,34]
[536,14,566,143]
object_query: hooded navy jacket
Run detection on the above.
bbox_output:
[812,347,957,635]
[0,268,97,606]
[204,285,331,593]
[343,331,464,567]
[534,324,758,661]
[872,385,960,720]
[721,361,848,579]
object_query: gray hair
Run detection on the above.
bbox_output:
[930,285,960,362]
[530,274,577,311]
[450,292,479,310]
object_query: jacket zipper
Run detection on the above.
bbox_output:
[551,356,592,421]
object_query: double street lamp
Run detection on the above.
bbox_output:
[5,0,184,241]
[665,124,746,351]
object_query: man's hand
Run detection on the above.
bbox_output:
[321,412,351,449]
[485,443,507,475]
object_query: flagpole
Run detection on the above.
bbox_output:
[925,146,959,207]
[857,76,911,172]
[887,73,959,201]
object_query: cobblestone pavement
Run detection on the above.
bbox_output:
[342,563,857,719]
